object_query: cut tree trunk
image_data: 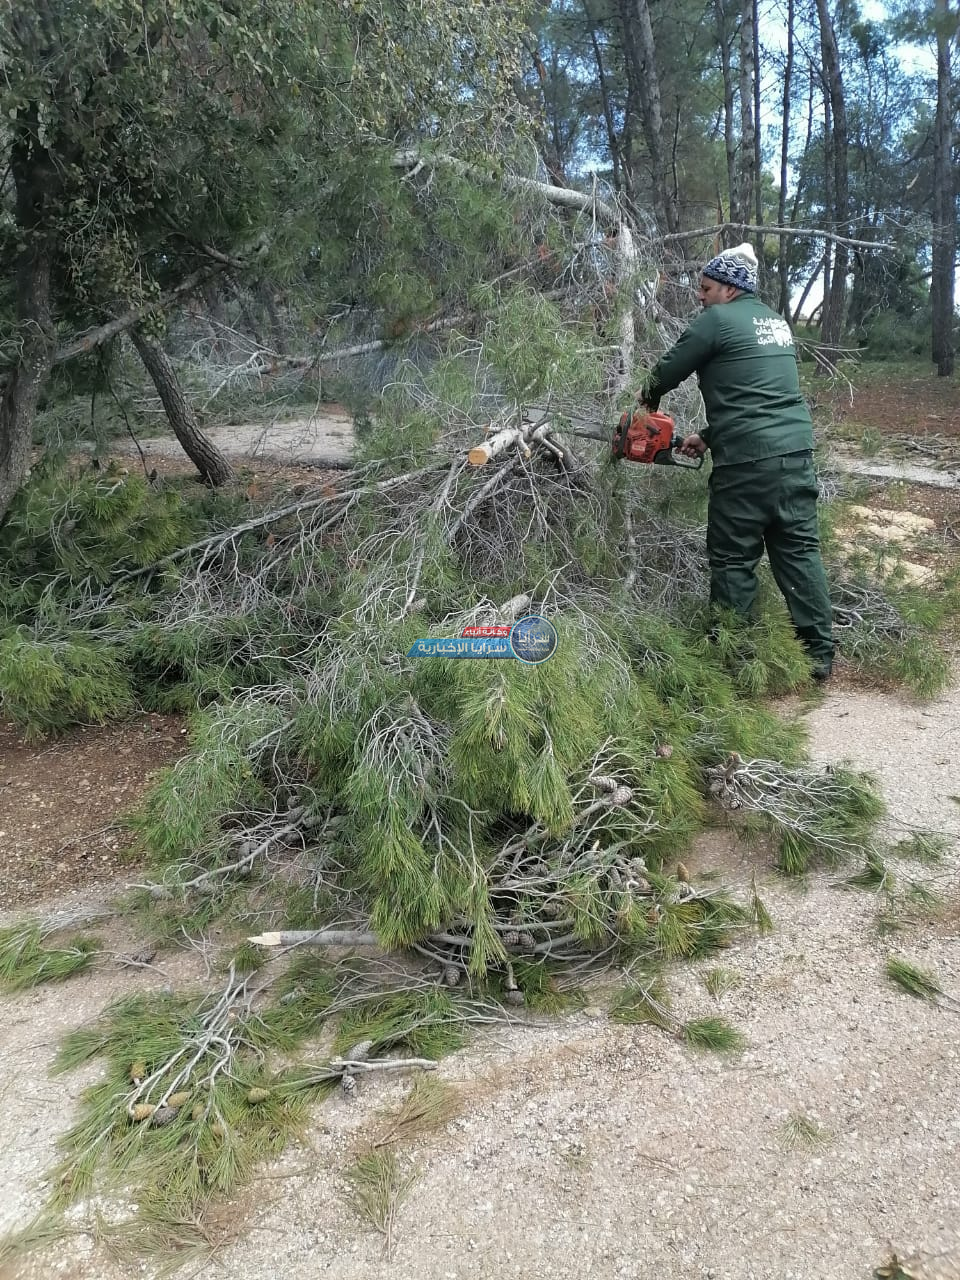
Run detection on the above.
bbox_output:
[131,330,232,486]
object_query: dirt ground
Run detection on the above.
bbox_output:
[0,715,185,912]
[1,680,959,1280]
[815,367,960,439]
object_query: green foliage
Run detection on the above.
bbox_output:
[751,874,775,936]
[702,966,742,1000]
[610,973,745,1052]
[680,1016,746,1054]
[832,574,959,700]
[770,766,885,876]
[0,463,197,608]
[373,1076,461,1148]
[609,972,673,1029]
[0,921,99,991]
[40,966,355,1262]
[842,850,895,893]
[134,703,285,862]
[0,632,133,738]
[333,991,467,1061]
[889,832,949,866]
[482,289,604,406]
[780,1112,832,1151]
[509,961,587,1014]
[346,1150,418,1248]
[884,955,943,1002]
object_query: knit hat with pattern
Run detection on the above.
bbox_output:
[702,241,758,293]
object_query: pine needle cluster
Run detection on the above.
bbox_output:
[0,921,99,991]
[610,971,746,1054]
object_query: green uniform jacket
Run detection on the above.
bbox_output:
[643,295,814,466]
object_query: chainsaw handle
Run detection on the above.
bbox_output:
[667,438,704,468]
[666,450,703,469]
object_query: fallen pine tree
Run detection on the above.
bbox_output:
[0,191,950,1273]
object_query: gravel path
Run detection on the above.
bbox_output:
[2,682,958,1280]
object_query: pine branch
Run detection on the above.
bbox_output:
[53,265,228,367]
[662,221,894,252]
[391,149,620,224]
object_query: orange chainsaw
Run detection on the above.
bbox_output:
[571,408,703,469]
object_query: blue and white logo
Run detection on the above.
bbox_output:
[509,615,558,665]
[406,614,558,663]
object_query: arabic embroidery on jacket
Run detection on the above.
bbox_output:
[753,317,794,348]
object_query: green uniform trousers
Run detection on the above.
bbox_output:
[706,452,835,669]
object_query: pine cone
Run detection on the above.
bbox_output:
[502,929,521,946]
[504,989,525,1006]
[150,1106,178,1128]
[676,861,691,884]
[130,1104,156,1122]
[589,774,618,793]
[517,931,535,950]
[610,785,633,806]
[246,1087,270,1104]
[443,965,462,987]
[167,1091,191,1109]
[345,1039,374,1062]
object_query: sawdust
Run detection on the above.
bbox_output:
[845,506,937,542]
[836,503,942,585]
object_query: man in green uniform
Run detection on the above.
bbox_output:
[640,242,835,681]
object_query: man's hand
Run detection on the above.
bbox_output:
[680,433,707,458]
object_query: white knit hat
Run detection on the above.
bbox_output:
[702,241,758,293]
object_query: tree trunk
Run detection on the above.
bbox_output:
[131,330,233,486]
[777,0,795,320]
[0,242,55,521]
[738,0,757,239]
[793,251,827,325]
[751,0,763,242]
[584,0,623,196]
[619,0,680,234]
[815,0,850,367]
[0,113,58,523]
[714,0,739,227]
[931,0,955,376]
